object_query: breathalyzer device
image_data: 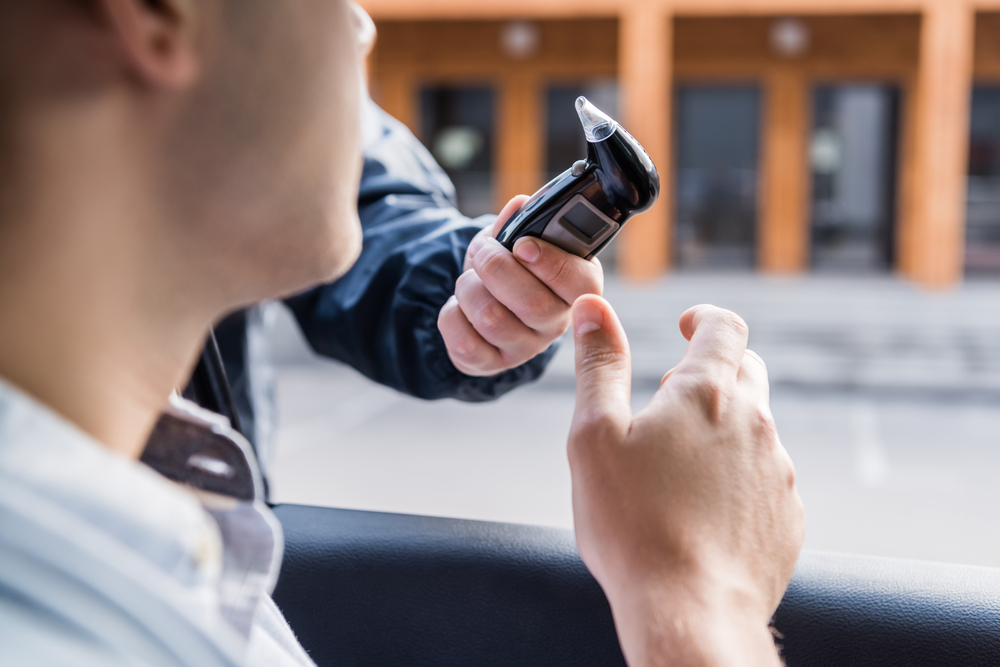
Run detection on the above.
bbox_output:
[496,96,660,260]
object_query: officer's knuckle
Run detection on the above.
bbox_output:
[437,300,456,323]
[476,299,509,335]
[545,310,572,337]
[451,333,479,360]
[532,299,569,330]
[475,246,510,281]
[542,252,574,289]
[454,269,475,294]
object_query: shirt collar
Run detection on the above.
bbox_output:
[0,377,283,642]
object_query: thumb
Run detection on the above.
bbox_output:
[571,295,632,442]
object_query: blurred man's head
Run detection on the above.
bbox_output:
[0,0,363,308]
[0,0,364,454]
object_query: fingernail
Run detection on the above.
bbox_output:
[573,300,604,336]
[467,237,487,260]
[514,238,541,263]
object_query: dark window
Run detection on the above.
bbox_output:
[810,85,899,272]
[420,86,495,218]
[675,86,760,270]
[966,87,1000,274]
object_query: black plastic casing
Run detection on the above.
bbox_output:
[496,126,660,260]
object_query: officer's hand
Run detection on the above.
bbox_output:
[568,297,804,667]
[438,194,604,377]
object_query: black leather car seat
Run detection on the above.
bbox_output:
[272,504,1000,667]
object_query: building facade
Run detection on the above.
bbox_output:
[362,0,1000,285]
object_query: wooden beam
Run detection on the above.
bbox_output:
[360,0,928,21]
[616,3,673,280]
[672,0,922,15]
[904,0,975,286]
[361,0,1000,21]
[760,65,810,272]
[496,72,544,211]
[361,0,616,20]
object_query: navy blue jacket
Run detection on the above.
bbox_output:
[215,103,557,457]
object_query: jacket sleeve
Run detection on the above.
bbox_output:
[283,101,558,402]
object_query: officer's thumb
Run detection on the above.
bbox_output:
[571,295,632,442]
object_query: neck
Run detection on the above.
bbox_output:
[0,103,218,459]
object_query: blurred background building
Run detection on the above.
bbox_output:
[267,0,1000,567]
[360,0,1000,286]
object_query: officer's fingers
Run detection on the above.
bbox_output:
[464,224,495,272]
[454,269,543,362]
[491,194,531,237]
[512,236,604,305]
[438,295,505,376]
[464,195,531,272]
[469,237,569,335]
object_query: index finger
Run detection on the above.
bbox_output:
[464,194,530,272]
[510,236,604,306]
[672,305,749,380]
[490,194,531,238]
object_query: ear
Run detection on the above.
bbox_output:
[98,0,199,88]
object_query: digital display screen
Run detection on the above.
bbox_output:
[561,202,609,240]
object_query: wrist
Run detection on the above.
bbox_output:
[607,573,781,667]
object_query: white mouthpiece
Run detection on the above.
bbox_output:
[576,96,618,143]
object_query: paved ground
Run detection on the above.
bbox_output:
[267,273,1000,568]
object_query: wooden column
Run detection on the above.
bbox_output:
[895,75,921,278]
[903,0,975,286]
[760,65,809,273]
[617,3,673,280]
[496,72,544,211]
[373,68,417,134]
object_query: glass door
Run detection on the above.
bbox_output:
[675,86,761,270]
[966,86,1000,274]
[809,85,899,272]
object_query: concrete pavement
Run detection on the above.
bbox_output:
[559,272,1000,395]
